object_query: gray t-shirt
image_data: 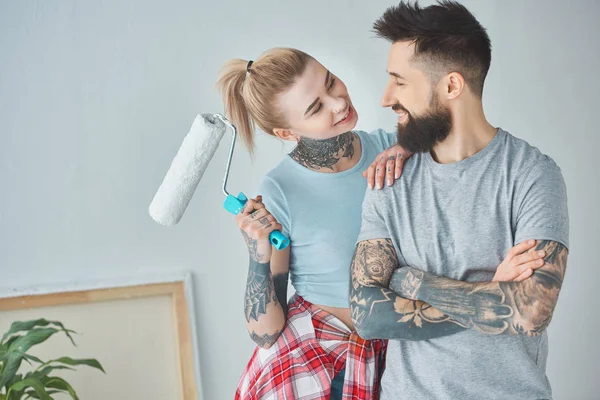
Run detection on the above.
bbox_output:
[357,129,569,400]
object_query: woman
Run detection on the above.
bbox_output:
[217,48,545,400]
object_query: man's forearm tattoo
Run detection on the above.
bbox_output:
[393,240,568,336]
[350,239,465,340]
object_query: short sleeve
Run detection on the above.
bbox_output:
[513,157,569,249]
[384,131,398,148]
[256,176,292,238]
[356,187,392,243]
[367,128,397,152]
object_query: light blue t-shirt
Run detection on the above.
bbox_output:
[256,130,396,308]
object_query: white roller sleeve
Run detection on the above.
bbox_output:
[149,114,227,225]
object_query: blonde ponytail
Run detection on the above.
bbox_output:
[216,59,257,153]
[216,48,313,155]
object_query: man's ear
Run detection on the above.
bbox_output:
[444,72,465,100]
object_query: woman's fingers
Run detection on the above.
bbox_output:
[386,156,395,187]
[395,152,404,180]
[367,162,376,189]
[246,214,276,236]
[262,221,282,234]
[375,156,386,189]
[246,207,268,222]
[240,197,265,216]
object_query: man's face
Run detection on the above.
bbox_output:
[381,41,452,153]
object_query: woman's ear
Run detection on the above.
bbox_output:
[273,128,298,142]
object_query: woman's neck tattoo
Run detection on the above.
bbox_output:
[290,131,356,170]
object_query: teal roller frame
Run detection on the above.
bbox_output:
[213,113,290,251]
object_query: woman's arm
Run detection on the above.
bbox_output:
[237,196,291,349]
[244,246,290,348]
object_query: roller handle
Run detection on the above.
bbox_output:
[224,192,290,250]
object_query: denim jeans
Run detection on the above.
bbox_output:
[330,368,345,400]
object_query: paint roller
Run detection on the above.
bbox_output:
[148,114,290,250]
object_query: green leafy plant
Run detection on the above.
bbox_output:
[0,319,105,400]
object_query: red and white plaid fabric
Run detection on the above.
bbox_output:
[235,294,387,400]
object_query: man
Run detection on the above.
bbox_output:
[350,1,569,399]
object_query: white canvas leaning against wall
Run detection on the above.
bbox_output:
[0,273,203,400]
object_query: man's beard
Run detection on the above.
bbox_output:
[395,93,452,153]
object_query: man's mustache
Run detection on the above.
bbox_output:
[392,103,409,114]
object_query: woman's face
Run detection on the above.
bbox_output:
[275,58,358,141]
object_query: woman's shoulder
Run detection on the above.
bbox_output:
[256,163,295,233]
[257,156,302,205]
[258,167,285,197]
[355,128,397,152]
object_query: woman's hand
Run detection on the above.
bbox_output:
[493,240,546,282]
[236,195,283,264]
[363,145,412,189]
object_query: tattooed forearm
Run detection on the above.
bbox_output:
[350,286,466,340]
[350,239,465,340]
[249,330,281,348]
[273,273,289,317]
[244,260,275,322]
[290,131,356,170]
[244,259,288,324]
[241,230,264,263]
[393,240,568,336]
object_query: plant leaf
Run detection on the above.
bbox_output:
[43,377,79,400]
[23,389,62,400]
[2,319,76,346]
[0,336,21,361]
[27,365,76,380]
[0,352,23,389]
[5,373,24,394]
[8,328,59,354]
[52,357,105,374]
[1,328,59,388]
[23,354,45,365]
[8,373,23,383]
[8,377,52,400]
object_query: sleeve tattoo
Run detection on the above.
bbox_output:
[350,239,466,340]
[249,331,282,348]
[392,240,568,336]
[244,259,289,347]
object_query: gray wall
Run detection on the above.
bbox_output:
[1,1,598,399]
